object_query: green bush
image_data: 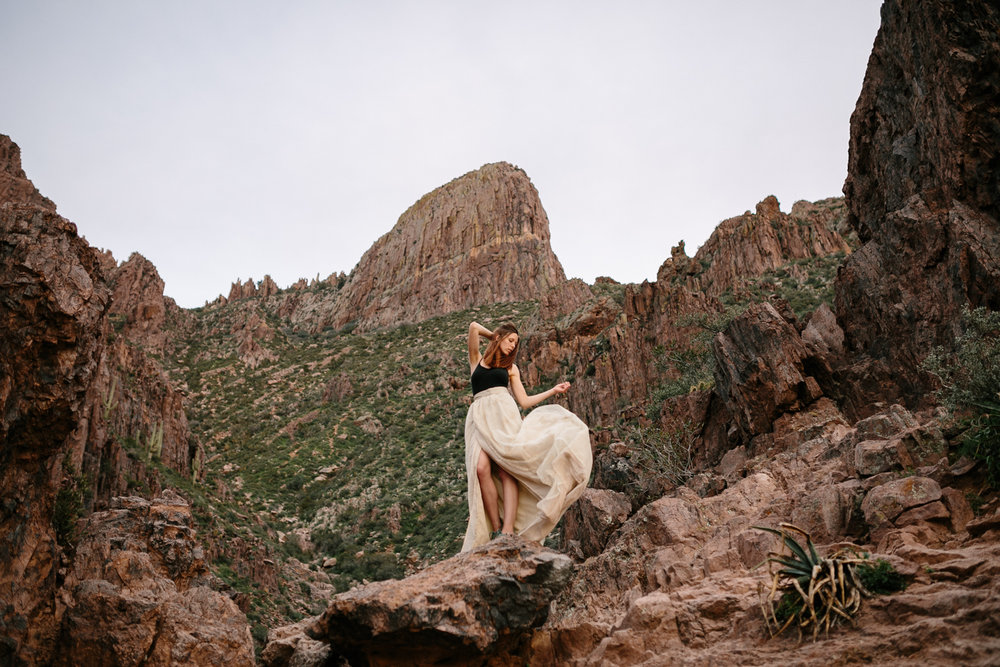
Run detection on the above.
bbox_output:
[856,557,907,595]
[52,459,90,548]
[924,306,1000,487]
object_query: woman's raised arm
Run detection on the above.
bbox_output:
[468,321,493,372]
[508,364,570,410]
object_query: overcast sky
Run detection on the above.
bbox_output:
[1,1,882,308]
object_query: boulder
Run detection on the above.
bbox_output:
[861,476,944,533]
[57,492,255,666]
[561,488,632,560]
[300,538,573,666]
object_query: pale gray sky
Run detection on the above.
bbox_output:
[1,1,882,308]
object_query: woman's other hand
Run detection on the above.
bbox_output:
[552,382,571,394]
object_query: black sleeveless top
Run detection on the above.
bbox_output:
[471,362,509,394]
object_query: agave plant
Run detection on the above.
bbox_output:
[755,523,867,640]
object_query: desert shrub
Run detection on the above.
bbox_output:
[625,422,696,490]
[856,557,907,595]
[924,306,1000,487]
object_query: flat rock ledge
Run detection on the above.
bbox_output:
[263,537,573,666]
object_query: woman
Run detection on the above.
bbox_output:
[462,320,592,551]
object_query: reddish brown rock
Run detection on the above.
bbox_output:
[260,618,330,667]
[259,274,279,299]
[0,138,200,663]
[539,278,595,321]
[663,195,851,298]
[297,538,573,666]
[561,488,632,560]
[57,491,255,667]
[712,302,822,442]
[0,134,56,211]
[836,0,1000,412]
[0,200,110,664]
[322,162,567,331]
[232,308,278,369]
[107,252,171,351]
[861,476,944,532]
[228,278,259,301]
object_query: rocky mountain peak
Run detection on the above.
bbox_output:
[322,161,567,330]
[108,252,171,352]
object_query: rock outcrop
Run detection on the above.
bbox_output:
[671,195,851,299]
[57,491,255,666]
[323,162,566,331]
[836,0,1000,410]
[265,539,573,666]
[106,252,173,352]
[712,301,823,442]
[0,134,56,211]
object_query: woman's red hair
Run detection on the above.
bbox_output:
[482,323,519,369]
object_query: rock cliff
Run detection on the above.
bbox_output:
[0,199,110,665]
[56,491,255,666]
[836,0,1000,410]
[0,136,241,664]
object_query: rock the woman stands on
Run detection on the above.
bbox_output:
[461,321,593,551]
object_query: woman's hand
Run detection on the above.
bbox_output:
[551,382,571,394]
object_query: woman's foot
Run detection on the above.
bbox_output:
[490,530,514,540]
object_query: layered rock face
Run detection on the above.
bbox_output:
[836,0,1000,406]
[0,199,110,665]
[323,162,566,331]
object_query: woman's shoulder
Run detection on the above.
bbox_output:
[508,363,520,376]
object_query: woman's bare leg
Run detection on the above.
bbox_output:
[498,468,518,535]
[476,449,501,532]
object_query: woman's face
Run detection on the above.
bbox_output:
[499,332,519,355]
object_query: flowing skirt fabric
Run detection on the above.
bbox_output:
[462,386,593,551]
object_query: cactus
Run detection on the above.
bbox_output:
[146,421,164,462]
[191,452,202,483]
[101,376,118,422]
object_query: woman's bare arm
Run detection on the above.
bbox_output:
[468,321,493,372]
[508,364,570,409]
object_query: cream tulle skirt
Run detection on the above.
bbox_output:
[461,386,593,551]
